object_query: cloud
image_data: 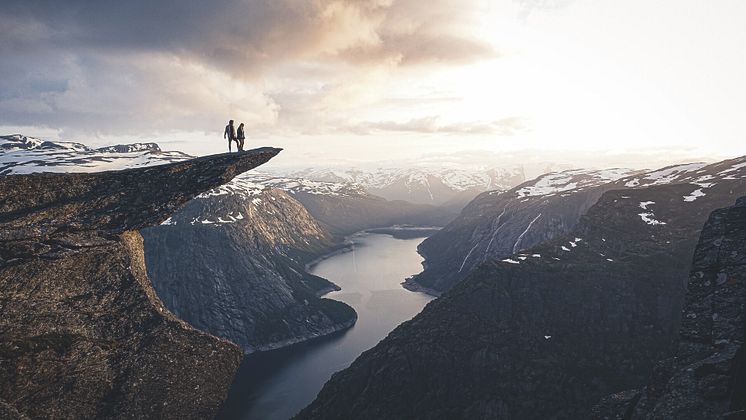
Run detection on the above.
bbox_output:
[340,33,495,66]
[349,116,524,135]
[0,51,279,136]
[0,0,496,136]
[0,0,493,75]
[513,0,575,18]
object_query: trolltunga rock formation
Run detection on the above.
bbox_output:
[0,148,280,419]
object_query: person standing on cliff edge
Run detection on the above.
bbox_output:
[236,123,246,151]
[223,119,237,152]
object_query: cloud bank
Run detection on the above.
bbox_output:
[0,0,500,137]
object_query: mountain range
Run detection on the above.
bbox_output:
[408,161,743,295]
[279,165,526,208]
[408,167,639,294]
[296,156,746,419]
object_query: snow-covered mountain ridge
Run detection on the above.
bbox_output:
[279,166,526,205]
[514,168,638,198]
[0,134,190,174]
[409,156,746,294]
[285,166,524,192]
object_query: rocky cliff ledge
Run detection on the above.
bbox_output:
[0,149,280,419]
[594,197,746,419]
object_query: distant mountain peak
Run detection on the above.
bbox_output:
[0,134,88,152]
[1,134,165,155]
[95,143,162,153]
[277,166,526,206]
[0,134,190,175]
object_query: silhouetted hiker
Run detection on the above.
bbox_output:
[223,120,237,152]
[237,123,245,151]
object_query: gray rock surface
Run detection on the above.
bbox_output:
[142,187,357,353]
[0,149,279,419]
[594,197,746,419]
[409,168,640,294]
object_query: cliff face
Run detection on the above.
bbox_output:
[594,197,746,419]
[142,186,357,353]
[409,168,637,294]
[296,160,746,420]
[0,149,279,419]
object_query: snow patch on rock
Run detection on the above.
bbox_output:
[641,163,707,185]
[683,188,706,202]
[639,212,667,226]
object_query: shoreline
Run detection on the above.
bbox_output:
[364,225,442,239]
[401,277,443,297]
[304,241,355,272]
[251,314,358,353]
[253,225,440,354]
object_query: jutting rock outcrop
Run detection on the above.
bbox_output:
[0,149,280,419]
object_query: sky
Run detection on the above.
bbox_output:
[1,0,745,171]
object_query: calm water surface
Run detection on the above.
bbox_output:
[219,232,434,420]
